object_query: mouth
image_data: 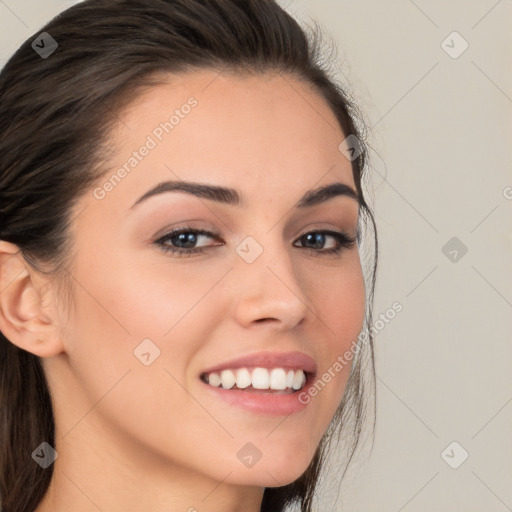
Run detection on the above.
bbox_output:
[198,351,316,415]
[200,367,309,394]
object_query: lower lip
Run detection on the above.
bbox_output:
[200,374,314,416]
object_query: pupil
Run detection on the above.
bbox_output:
[177,232,196,248]
[305,233,324,249]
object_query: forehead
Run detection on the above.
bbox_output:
[92,70,356,213]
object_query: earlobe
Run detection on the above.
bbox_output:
[0,240,65,358]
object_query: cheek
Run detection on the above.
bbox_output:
[71,249,222,340]
[301,256,366,420]
[323,271,366,348]
[60,256,236,467]
[64,252,233,397]
[307,254,366,351]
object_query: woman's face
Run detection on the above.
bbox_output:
[48,70,365,488]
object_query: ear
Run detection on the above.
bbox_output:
[0,240,65,357]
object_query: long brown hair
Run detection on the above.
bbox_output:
[0,1,378,510]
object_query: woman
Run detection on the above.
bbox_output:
[0,0,378,510]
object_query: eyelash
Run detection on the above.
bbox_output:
[154,227,357,258]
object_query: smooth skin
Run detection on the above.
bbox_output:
[0,70,365,512]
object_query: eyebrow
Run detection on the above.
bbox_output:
[130,180,359,210]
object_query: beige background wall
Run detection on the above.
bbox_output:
[1,1,511,511]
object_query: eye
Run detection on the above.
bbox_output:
[294,230,356,255]
[154,228,222,257]
[153,227,356,258]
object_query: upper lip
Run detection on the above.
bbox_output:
[200,350,317,376]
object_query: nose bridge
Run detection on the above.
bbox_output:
[231,231,309,328]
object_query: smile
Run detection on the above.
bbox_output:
[200,367,307,393]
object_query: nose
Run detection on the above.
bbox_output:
[231,239,309,331]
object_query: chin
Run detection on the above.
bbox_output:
[224,448,316,488]
[234,466,312,488]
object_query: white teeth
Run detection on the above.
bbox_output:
[252,367,270,389]
[286,370,294,388]
[205,367,307,391]
[236,368,251,389]
[220,369,236,389]
[269,368,287,390]
[292,370,306,390]
[208,372,221,387]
